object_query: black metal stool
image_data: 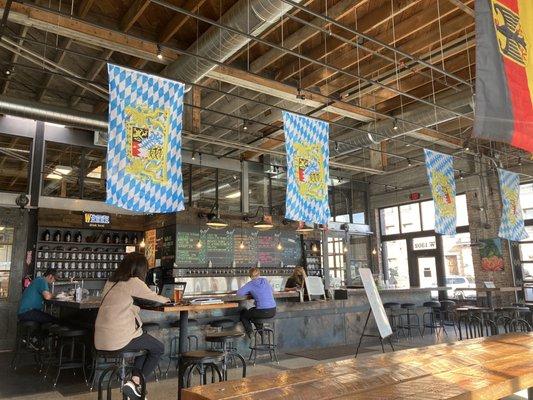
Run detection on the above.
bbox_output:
[166,319,199,377]
[205,330,247,380]
[44,328,88,387]
[11,320,42,370]
[248,318,278,365]
[383,302,402,339]
[180,350,224,388]
[95,349,147,400]
[438,300,457,336]
[496,306,532,332]
[399,303,422,339]
[422,301,445,337]
[209,318,238,331]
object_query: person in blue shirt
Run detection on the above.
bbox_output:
[18,268,58,324]
[236,267,276,337]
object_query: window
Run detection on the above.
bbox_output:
[456,194,469,226]
[520,183,533,220]
[83,147,106,200]
[380,207,400,235]
[0,133,31,193]
[327,237,346,284]
[42,142,83,198]
[399,203,421,233]
[421,201,435,231]
[383,239,409,288]
[412,236,436,251]
[0,227,14,299]
[519,226,533,280]
[442,233,475,299]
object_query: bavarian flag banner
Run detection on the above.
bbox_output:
[474,0,533,151]
[498,169,528,241]
[106,64,185,213]
[424,149,456,235]
[283,112,330,224]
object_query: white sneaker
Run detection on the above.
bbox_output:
[123,381,142,400]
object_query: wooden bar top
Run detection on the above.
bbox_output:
[144,302,238,313]
[182,333,533,400]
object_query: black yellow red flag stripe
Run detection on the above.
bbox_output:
[474,0,533,151]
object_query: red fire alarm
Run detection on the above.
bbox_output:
[409,192,421,201]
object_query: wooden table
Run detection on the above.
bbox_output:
[183,333,533,400]
[455,287,522,308]
[146,302,239,400]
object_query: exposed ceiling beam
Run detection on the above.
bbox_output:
[120,0,151,32]
[77,0,96,19]
[445,0,475,17]
[158,0,208,43]
[70,48,113,107]
[0,24,26,94]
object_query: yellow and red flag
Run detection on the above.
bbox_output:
[474,0,533,151]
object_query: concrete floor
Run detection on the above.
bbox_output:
[0,333,528,400]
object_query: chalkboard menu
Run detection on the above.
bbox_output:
[156,225,176,267]
[174,225,302,268]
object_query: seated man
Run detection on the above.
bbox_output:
[236,267,276,338]
[18,268,58,324]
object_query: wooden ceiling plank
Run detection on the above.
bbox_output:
[1,24,28,95]
[120,0,151,32]
[249,0,360,74]
[445,0,475,17]
[37,0,95,101]
[300,0,465,92]
[275,0,418,83]
[158,0,208,44]
[70,48,113,107]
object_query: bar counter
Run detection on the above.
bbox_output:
[47,287,445,354]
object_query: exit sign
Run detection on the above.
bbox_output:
[409,192,421,201]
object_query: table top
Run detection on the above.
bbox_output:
[182,333,533,400]
[454,286,523,292]
[143,302,239,313]
[46,298,101,309]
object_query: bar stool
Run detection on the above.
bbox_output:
[10,320,42,370]
[209,318,238,331]
[495,306,532,332]
[95,349,147,399]
[383,302,402,339]
[205,330,247,380]
[166,319,199,377]
[399,303,422,339]
[44,327,88,387]
[438,300,457,336]
[248,318,278,365]
[422,301,445,337]
[180,350,224,388]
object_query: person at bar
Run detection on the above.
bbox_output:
[284,266,307,291]
[18,267,58,324]
[94,252,170,400]
[236,267,276,338]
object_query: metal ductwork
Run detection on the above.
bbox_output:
[339,90,474,152]
[0,96,108,131]
[162,0,303,86]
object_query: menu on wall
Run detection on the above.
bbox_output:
[174,224,302,267]
[156,225,176,267]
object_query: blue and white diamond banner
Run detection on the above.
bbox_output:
[424,149,456,235]
[498,169,528,241]
[106,64,185,213]
[283,112,330,224]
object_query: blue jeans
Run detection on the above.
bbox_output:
[18,309,58,324]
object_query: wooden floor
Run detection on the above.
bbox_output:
[183,333,533,400]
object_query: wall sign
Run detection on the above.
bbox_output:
[145,229,157,268]
[83,212,111,228]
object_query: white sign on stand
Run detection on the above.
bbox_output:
[359,268,393,338]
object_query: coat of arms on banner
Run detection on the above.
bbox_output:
[423,149,456,236]
[293,143,327,201]
[492,0,527,66]
[125,104,170,184]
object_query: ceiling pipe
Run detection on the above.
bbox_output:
[0,95,384,174]
[160,0,305,88]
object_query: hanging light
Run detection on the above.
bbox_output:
[248,206,273,230]
[296,222,315,233]
[156,44,163,60]
[372,248,377,255]
[139,238,146,249]
[343,244,348,253]
[311,243,318,252]
[407,158,412,167]
[277,241,283,251]
[518,157,522,166]
[191,151,196,161]
[393,118,398,130]
[196,239,202,249]
[239,240,245,249]
[243,120,248,130]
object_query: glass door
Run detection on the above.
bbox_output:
[0,226,14,299]
[417,255,438,299]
